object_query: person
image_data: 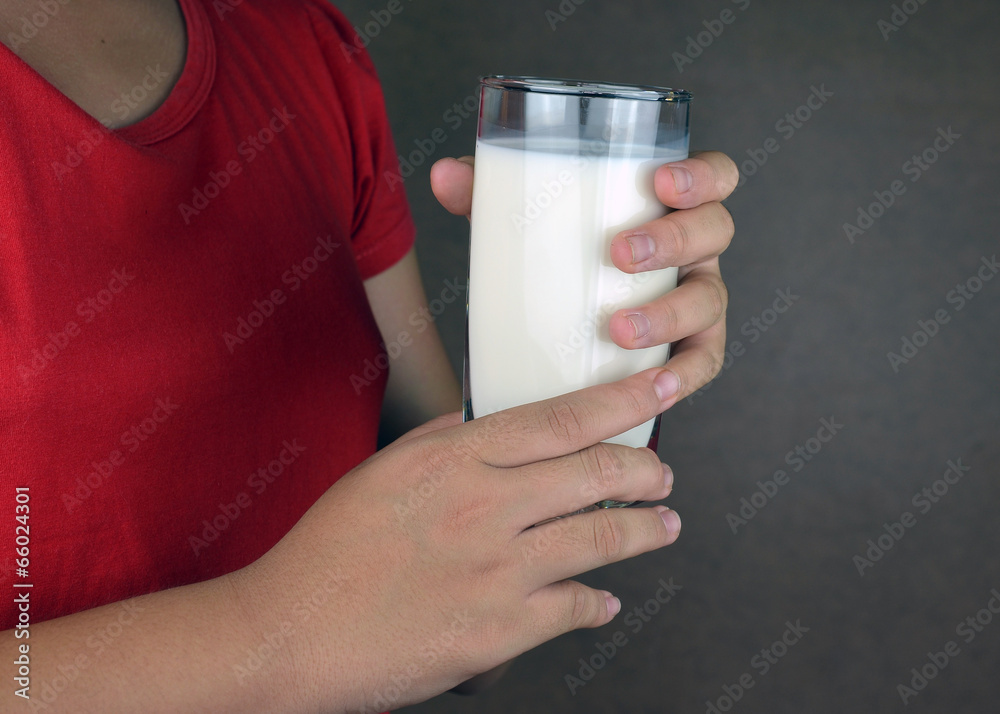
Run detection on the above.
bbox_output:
[0,0,736,711]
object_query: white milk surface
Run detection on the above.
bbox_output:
[468,139,686,448]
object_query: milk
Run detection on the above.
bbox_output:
[467,139,686,448]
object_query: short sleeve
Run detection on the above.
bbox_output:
[306,2,416,280]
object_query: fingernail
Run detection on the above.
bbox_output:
[653,369,679,402]
[626,312,651,340]
[626,233,655,264]
[663,463,673,493]
[668,164,693,193]
[657,507,681,535]
[604,592,622,618]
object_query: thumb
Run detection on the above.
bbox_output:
[430,156,475,217]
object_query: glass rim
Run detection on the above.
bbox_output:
[480,75,692,103]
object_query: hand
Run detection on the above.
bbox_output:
[608,152,738,402]
[431,151,738,406]
[236,369,679,713]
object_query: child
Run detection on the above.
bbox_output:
[0,0,737,710]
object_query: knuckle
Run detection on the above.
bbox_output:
[465,539,508,585]
[672,342,728,400]
[584,442,628,493]
[542,400,591,444]
[566,582,595,630]
[435,491,496,539]
[617,382,650,423]
[703,341,726,384]
[591,510,628,562]
[641,447,665,486]
[657,297,682,338]
[705,277,728,325]
[658,216,690,258]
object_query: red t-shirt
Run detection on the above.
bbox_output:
[0,0,415,627]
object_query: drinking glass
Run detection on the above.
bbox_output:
[463,76,691,510]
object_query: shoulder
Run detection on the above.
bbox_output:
[213,0,357,43]
[212,0,378,78]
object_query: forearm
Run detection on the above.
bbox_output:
[3,571,286,713]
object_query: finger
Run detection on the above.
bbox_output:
[465,368,678,468]
[430,156,475,216]
[610,201,734,274]
[507,442,672,528]
[662,317,728,401]
[609,259,727,349]
[520,581,622,644]
[519,506,681,589]
[651,150,739,210]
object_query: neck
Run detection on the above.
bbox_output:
[0,0,187,128]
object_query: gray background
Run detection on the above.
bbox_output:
[334,1,999,712]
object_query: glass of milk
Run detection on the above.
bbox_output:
[464,76,690,509]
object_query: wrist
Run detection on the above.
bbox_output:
[222,563,306,713]
[225,533,366,714]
